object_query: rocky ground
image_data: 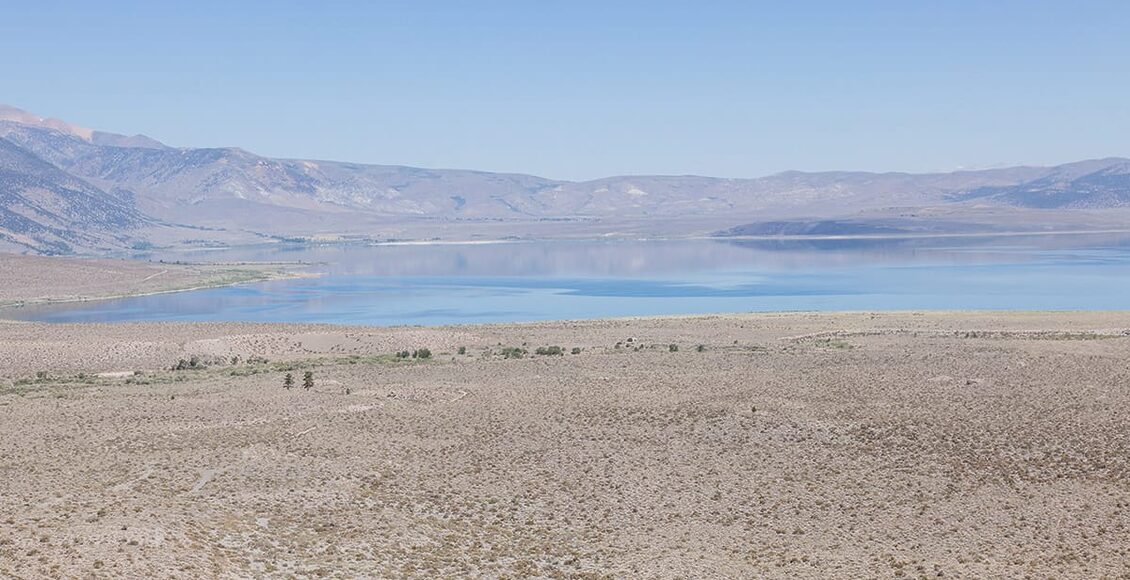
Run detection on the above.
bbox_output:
[1,312,1129,578]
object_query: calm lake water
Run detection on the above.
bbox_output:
[14,234,1130,325]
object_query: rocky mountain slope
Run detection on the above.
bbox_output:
[1,104,1128,254]
[0,137,143,253]
[954,158,1130,208]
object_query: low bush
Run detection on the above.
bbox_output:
[172,356,206,371]
[500,347,527,359]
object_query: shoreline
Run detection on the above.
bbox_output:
[5,307,1130,331]
[10,305,1130,328]
[703,227,1130,242]
[0,254,314,314]
[139,226,1130,254]
[0,269,313,312]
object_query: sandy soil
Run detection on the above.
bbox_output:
[0,254,300,309]
[1,312,1129,578]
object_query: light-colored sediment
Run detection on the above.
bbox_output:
[1,312,1129,578]
[0,253,304,310]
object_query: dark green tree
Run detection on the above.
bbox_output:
[283,373,294,389]
[303,371,314,390]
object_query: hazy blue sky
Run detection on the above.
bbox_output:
[6,1,1129,180]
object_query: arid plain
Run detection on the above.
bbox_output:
[2,309,1129,579]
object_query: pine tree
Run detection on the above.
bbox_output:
[283,373,294,389]
[303,371,314,390]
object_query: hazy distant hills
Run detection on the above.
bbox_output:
[0,136,143,254]
[0,103,1128,254]
[955,158,1130,209]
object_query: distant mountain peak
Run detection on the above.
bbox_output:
[0,104,94,140]
[0,104,165,150]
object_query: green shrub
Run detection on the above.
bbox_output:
[172,356,206,371]
[534,346,564,356]
[669,344,679,352]
[571,347,582,355]
[500,347,527,359]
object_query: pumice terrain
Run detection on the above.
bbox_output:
[1,311,1129,578]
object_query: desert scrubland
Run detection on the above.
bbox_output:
[1,311,1129,578]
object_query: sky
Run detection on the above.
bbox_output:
[4,1,1129,181]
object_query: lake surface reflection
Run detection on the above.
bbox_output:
[15,234,1130,325]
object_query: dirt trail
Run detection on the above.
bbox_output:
[187,468,221,495]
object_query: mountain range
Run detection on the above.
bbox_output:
[1,103,1128,254]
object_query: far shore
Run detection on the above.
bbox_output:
[129,225,1130,255]
[0,253,311,313]
[703,227,1130,242]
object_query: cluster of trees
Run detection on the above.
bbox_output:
[283,371,315,390]
[172,354,270,371]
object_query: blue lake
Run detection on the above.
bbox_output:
[13,235,1130,325]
